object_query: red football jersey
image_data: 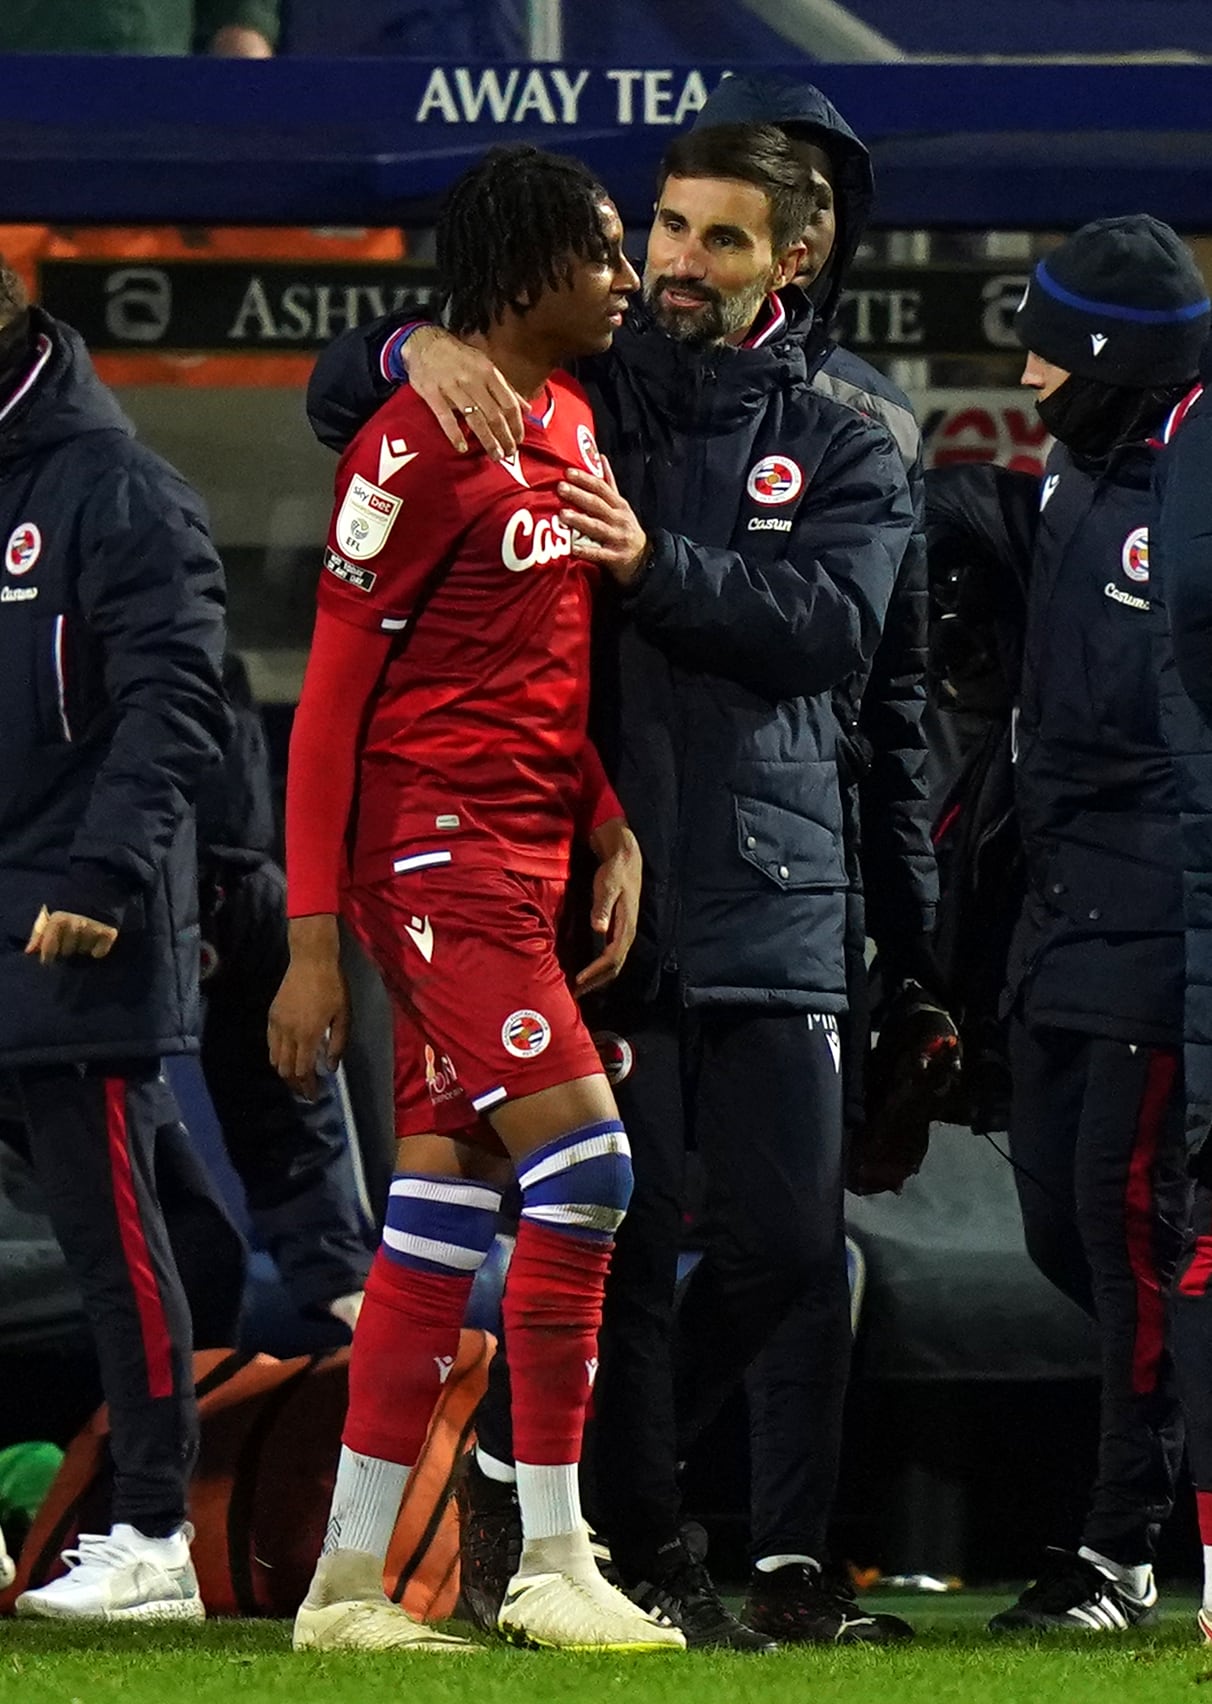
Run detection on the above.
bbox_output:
[318,370,606,883]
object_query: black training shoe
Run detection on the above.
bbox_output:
[988,1548,1158,1634]
[455,1454,522,1633]
[744,1561,915,1644]
[624,1536,777,1652]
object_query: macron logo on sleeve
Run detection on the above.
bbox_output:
[379,434,419,483]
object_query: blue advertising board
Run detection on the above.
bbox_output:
[2,59,1212,229]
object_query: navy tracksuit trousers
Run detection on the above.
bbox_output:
[3,1063,200,1535]
[1008,1018,1189,1564]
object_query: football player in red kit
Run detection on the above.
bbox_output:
[270,146,682,1653]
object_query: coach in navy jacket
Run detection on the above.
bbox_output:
[683,71,938,1641]
[0,279,228,1612]
[691,73,936,993]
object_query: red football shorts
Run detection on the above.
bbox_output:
[343,859,603,1143]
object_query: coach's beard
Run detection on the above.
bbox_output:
[644,270,774,348]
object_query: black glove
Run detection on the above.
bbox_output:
[849,982,962,1196]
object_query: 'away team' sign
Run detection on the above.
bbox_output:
[412,67,722,128]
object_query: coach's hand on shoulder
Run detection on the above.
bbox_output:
[405,326,525,462]
[559,459,650,586]
[576,817,642,998]
[24,905,119,964]
[269,916,351,1101]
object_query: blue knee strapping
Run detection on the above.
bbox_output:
[381,1174,503,1275]
[516,1119,633,1241]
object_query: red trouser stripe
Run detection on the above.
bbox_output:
[105,1077,173,1400]
[1124,1049,1177,1397]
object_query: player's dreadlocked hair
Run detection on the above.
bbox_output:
[438,144,612,337]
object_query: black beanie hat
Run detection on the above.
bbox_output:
[1015,214,1210,387]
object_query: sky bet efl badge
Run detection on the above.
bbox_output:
[335,475,402,560]
[747,455,804,506]
[5,523,41,575]
[1122,526,1149,583]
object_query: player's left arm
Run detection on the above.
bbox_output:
[271,609,389,1099]
[561,419,913,702]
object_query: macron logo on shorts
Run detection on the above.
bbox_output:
[405,914,434,963]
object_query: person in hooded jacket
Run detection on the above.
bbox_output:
[929,216,1207,1634]
[0,265,229,1620]
[302,121,913,1647]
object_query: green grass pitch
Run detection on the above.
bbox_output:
[2,1595,1210,1704]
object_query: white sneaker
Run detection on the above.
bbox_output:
[498,1566,687,1652]
[16,1523,203,1621]
[0,1520,14,1591]
[293,1549,475,1653]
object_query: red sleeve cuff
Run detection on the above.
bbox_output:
[576,738,624,839]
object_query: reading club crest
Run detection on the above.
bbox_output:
[5,523,41,575]
[747,456,803,506]
[1122,526,1149,584]
[502,1009,552,1059]
[577,423,604,477]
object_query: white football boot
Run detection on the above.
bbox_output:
[498,1563,686,1652]
[293,1549,475,1652]
[16,1523,204,1621]
[0,1520,14,1590]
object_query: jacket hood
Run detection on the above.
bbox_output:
[693,73,874,337]
[0,308,133,467]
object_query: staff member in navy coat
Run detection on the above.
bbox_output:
[929,218,1208,1636]
[0,265,228,1622]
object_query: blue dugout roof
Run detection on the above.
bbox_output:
[2,58,1212,230]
